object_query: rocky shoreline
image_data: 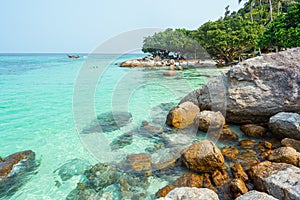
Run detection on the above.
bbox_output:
[119,56,217,68]
[64,48,300,200]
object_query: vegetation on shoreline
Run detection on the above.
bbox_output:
[142,1,300,64]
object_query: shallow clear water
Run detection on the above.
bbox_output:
[0,54,228,199]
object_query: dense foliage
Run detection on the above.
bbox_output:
[142,1,299,64]
[259,2,300,50]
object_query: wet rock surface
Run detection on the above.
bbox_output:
[269,112,300,140]
[267,147,300,167]
[174,173,203,188]
[0,150,37,198]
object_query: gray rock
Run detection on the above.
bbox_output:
[269,112,300,140]
[180,48,300,124]
[250,161,300,200]
[235,190,278,200]
[281,138,300,152]
[157,187,219,200]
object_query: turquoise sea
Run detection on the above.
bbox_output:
[0,54,228,199]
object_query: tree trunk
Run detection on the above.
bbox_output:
[269,0,273,21]
[277,1,281,14]
[250,1,253,22]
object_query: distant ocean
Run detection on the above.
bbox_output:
[0,54,227,199]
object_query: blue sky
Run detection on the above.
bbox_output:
[0,0,241,53]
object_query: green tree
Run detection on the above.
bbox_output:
[259,2,300,50]
[193,16,264,63]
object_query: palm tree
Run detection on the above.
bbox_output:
[239,0,254,22]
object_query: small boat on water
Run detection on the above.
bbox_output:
[67,54,80,60]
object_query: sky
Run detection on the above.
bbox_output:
[0,0,241,53]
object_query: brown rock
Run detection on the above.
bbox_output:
[241,158,260,171]
[156,185,175,198]
[240,124,267,138]
[260,150,272,159]
[267,147,300,167]
[0,150,35,177]
[231,163,248,182]
[211,169,230,187]
[203,173,217,192]
[221,146,239,160]
[239,140,256,149]
[220,127,239,141]
[166,101,200,129]
[182,140,225,173]
[174,173,203,188]
[126,153,152,175]
[281,138,300,152]
[230,178,248,198]
[238,149,257,160]
[256,141,273,151]
[197,111,225,132]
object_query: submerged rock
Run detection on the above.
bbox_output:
[281,138,300,152]
[179,48,300,124]
[267,147,300,167]
[53,158,91,181]
[231,163,248,182]
[0,150,37,198]
[239,140,256,149]
[249,161,300,200]
[269,112,300,140]
[125,153,152,175]
[197,110,225,132]
[182,140,224,173]
[82,111,132,133]
[240,124,267,138]
[166,101,200,129]
[174,173,203,188]
[219,127,239,141]
[157,187,219,200]
[222,146,239,160]
[235,190,279,200]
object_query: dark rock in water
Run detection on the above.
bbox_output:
[269,112,300,140]
[180,48,300,124]
[0,150,37,198]
[84,163,120,192]
[53,158,91,181]
[81,111,132,133]
[124,153,152,175]
[119,174,149,200]
[110,132,133,151]
[222,146,239,160]
[219,126,239,141]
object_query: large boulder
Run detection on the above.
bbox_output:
[240,124,267,138]
[197,111,225,132]
[249,161,300,200]
[182,140,225,173]
[166,101,200,129]
[269,112,300,140]
[157,187,219,200]
[235,190,279,200]
[180,48,300,124]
